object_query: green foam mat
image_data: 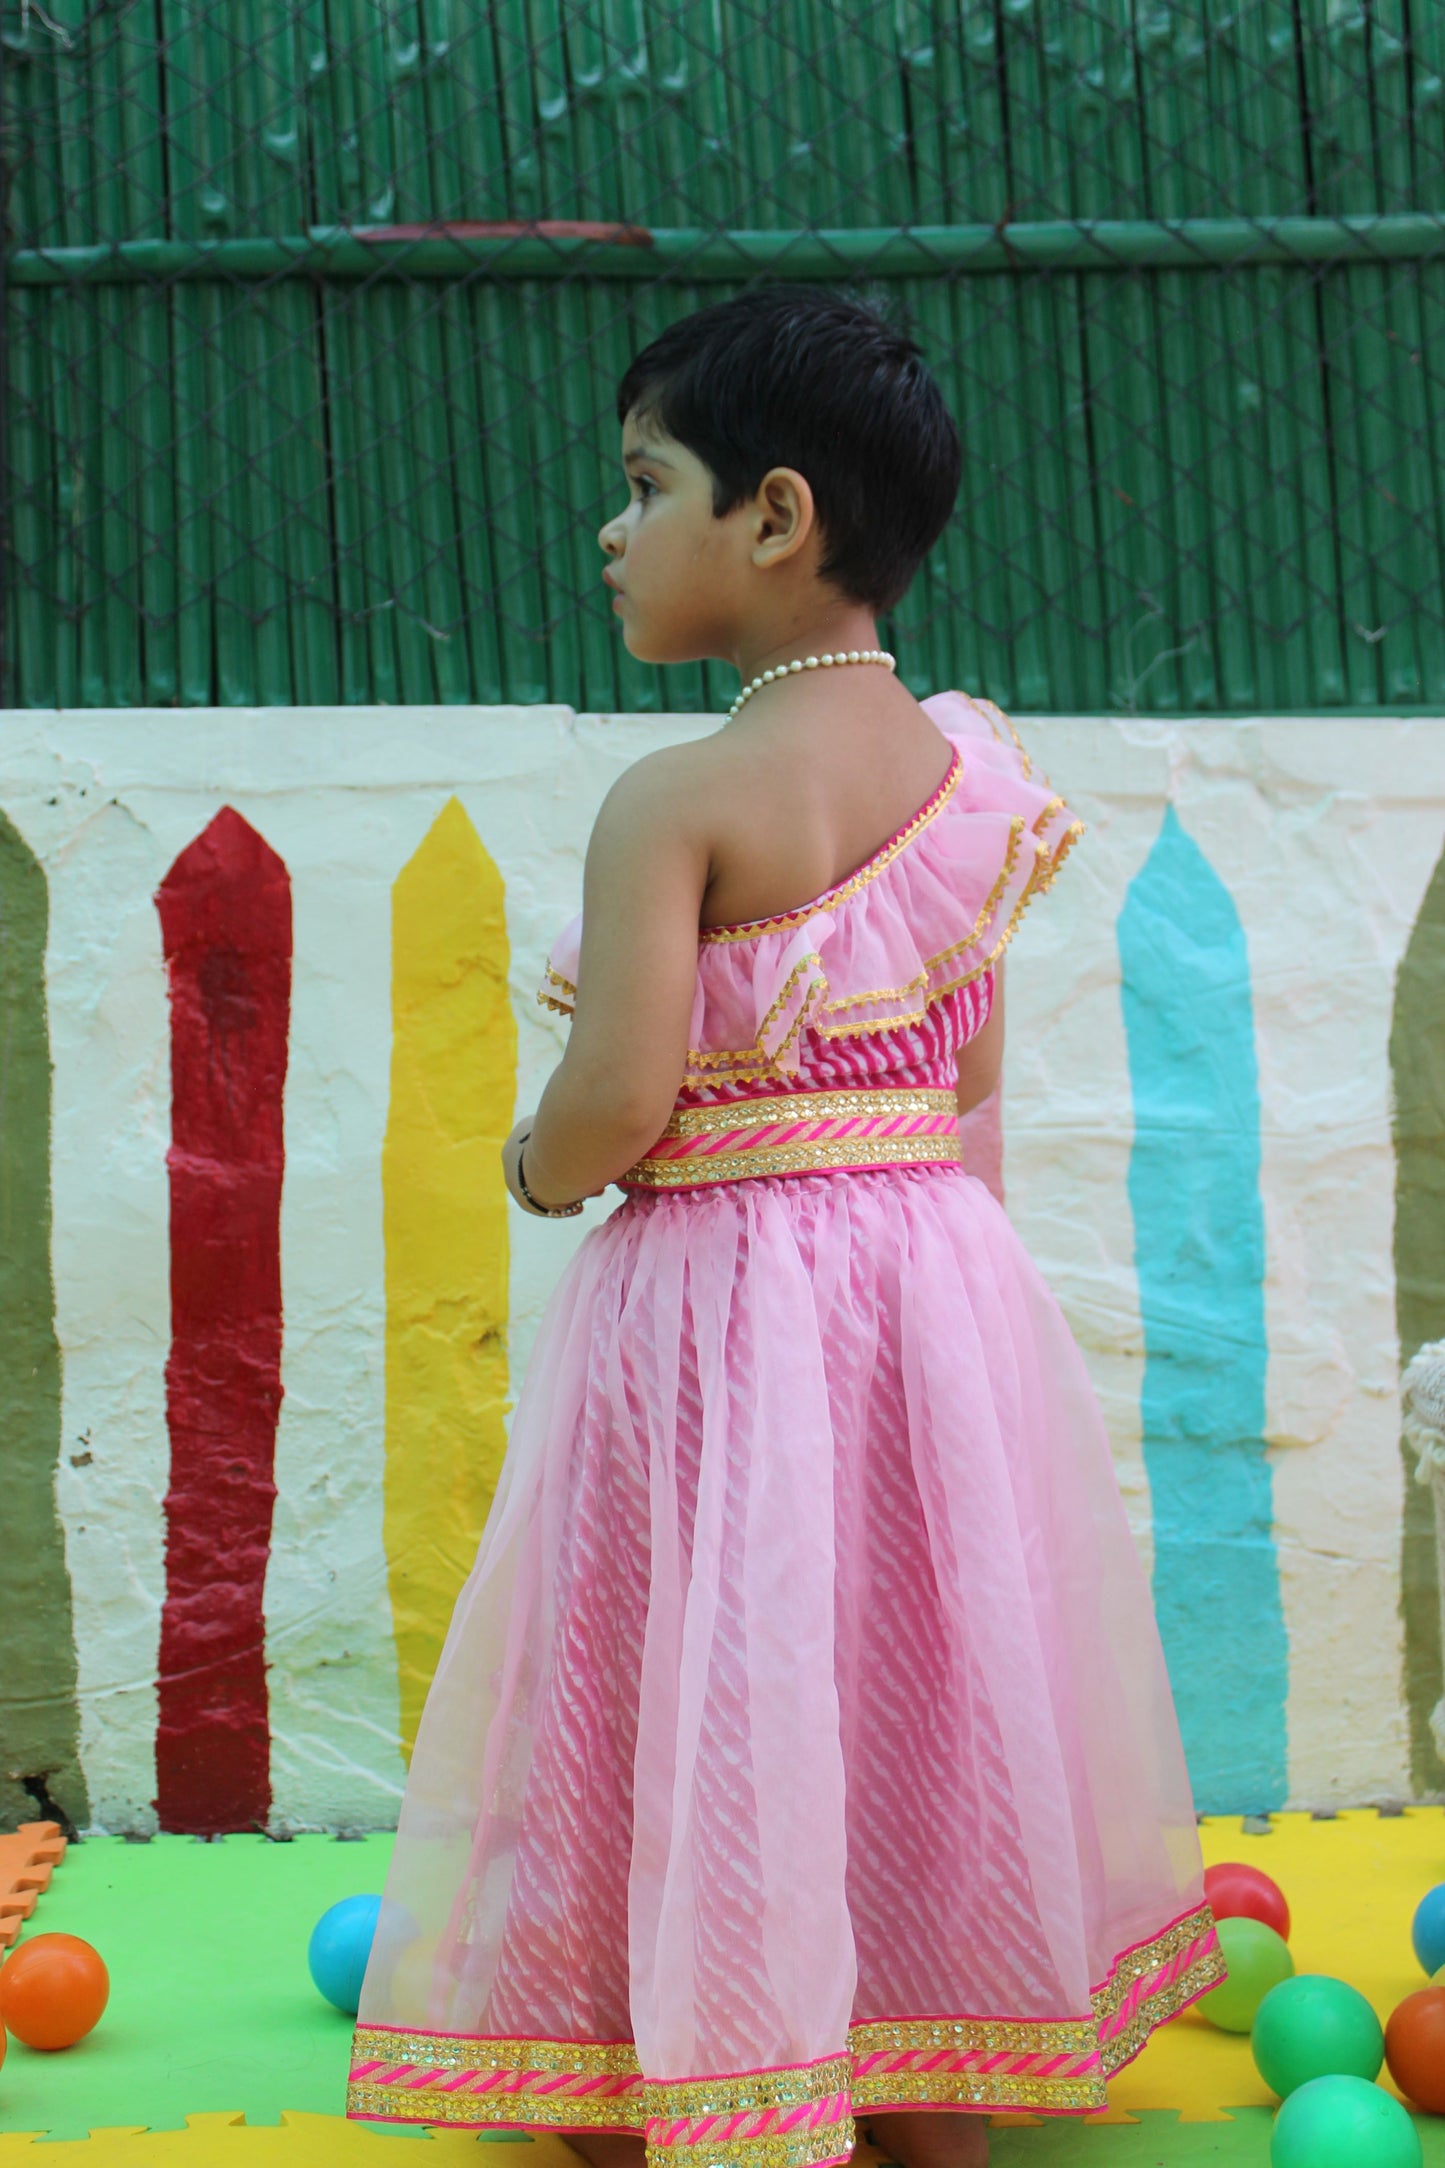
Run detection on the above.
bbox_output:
[0,1835,382,2140]
[1,1836,1442,2165]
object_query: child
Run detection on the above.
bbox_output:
[347,287,1224,2168]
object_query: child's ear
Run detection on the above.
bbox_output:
[751,466,816,568]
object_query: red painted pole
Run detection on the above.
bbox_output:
[155,808,291,1834]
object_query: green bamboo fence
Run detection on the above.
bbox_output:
[5,0,1445,714]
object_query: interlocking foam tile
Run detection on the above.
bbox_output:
[0,2116,556,2162]
[0,1836,395,2143]
[0,1822,65,1950]
[1,1816,1443,2164]
[1,2116,1437,2167]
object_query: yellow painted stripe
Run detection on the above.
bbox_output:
[383,798,515,1761]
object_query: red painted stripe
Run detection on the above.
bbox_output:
[154,808,291,1834]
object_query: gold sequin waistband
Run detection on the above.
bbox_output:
[620,1087,963,1192]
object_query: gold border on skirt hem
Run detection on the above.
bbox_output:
[348,1904,1222,2140]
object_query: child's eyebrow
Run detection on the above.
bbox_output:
[623,448,673,470]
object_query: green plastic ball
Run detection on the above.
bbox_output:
[1197,1915,1295,2033]
[1252,1974,1385,2097]
[1270,2075,1422,2168]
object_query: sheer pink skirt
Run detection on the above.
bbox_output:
[349,1164,1222,2156]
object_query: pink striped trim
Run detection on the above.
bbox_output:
[648,2094,851,2146]
[648,1110,958,1165]
[349,2058,644,2104]
[851,2048,1099,2082]
[353,2110,646,2134]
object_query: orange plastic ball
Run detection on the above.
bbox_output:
[0,1934,109,2051]
[1385,1984,1445,2114]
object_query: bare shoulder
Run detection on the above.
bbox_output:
[592,733,745,858]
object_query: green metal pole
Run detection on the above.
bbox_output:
[12,214,1445,283]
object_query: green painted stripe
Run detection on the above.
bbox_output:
[1391,842,1445,1794]
[0,812,88,1834]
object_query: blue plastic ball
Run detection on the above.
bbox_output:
[1270,2075,1422,2168]
[1411,1885,1445,1979]
[307,1894,382,2015]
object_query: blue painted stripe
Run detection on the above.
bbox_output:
[1119,805,1288,1813]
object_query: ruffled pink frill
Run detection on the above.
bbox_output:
[539,692,1082,1092]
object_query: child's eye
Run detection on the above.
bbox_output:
[633,474,658,501]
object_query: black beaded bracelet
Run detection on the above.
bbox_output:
[516,1137,584,1218]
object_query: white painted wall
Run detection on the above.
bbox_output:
[3,707,1442,1824]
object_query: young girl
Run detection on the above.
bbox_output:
[347,287,1224,2168]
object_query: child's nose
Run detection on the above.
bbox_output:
[598,513,625,557]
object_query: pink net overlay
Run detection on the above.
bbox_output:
[356,694,1212,2113]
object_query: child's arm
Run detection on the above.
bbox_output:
[955,964,1004,1116]
[508,748,714,1212]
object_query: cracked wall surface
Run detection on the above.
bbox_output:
[0,707,1440,1826]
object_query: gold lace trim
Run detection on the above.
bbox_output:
[347,2078,640,2131]
[906,817,1084,1013]
[851,2012,1098,2061]
[696,750,964,944]
[974,695,1034,781]
[624,1129,963,1191]
[352,2027,640,2075]
[749,953,827,1056]
[647,2058,852,2118]
[852,2067,1101,2114]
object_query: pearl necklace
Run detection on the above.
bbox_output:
[726,647,896,721]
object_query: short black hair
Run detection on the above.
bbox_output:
[615,285,961,615]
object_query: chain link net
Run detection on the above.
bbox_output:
[4,0,1445,713]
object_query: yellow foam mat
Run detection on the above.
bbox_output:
[0,2116,546,2163]
[1108,1807,1444,2120]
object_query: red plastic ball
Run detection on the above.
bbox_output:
[0,1934,109,2051]
[1203,1860,1290,1941]
[1384,1985,1445,2114]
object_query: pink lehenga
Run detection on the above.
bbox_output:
[348,692,1224,2162]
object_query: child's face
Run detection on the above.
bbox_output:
[598,413,753,664]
